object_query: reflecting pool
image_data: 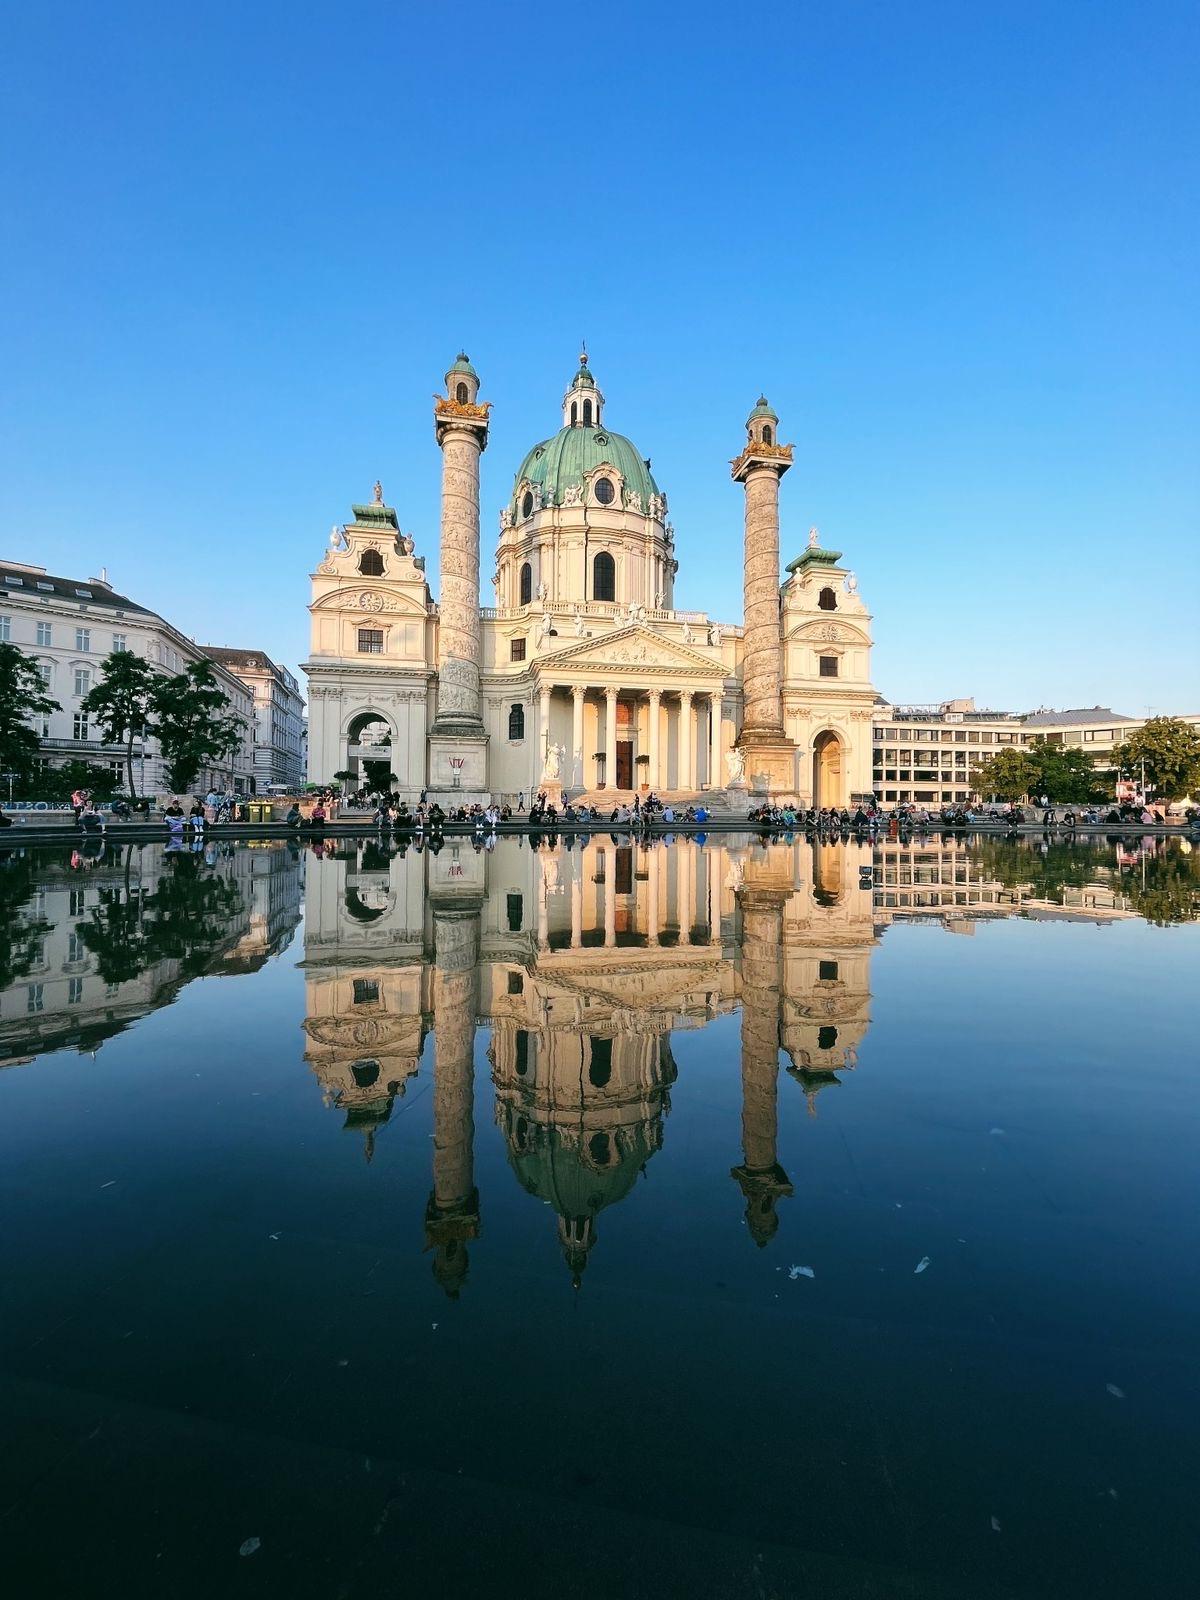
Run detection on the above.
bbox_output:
[1,833,1197,1598]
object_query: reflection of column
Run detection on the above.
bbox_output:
[709,695,722,789]
[571,686,585,785]
[604,688,618,790]
[570,865,582,948]
[604,849,616,946]
[678,841,694,945]
[731,885,793,1246]
[647,690,661,790]
[425,898,482,1295]
[708,851,722,944]
[679,690,694,791]
[648,848,660,943]
[537,863,550,949]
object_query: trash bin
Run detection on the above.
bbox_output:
[247,801,267,824]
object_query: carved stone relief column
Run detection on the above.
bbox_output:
[730,881,793,1246]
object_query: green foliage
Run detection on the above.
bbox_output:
[0,851,52,990]
[80,650,158,798]
[153,661,245,793]
[1111,718,1200,803]
[36,760,122,803]
[0,641,60,785]
[1118,849,1200,926]
[970,746,1035,802]
[78,848,248,984]
[1025,740,1108,805]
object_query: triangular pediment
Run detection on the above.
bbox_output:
[535,624,723,678]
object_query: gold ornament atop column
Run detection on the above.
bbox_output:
[731,396,797,798]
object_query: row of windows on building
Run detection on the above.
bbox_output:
[0,617,127,652]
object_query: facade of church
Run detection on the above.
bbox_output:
[304,354,876,808]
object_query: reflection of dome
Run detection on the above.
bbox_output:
[512,427,660,513]
[503,1115,662,1283]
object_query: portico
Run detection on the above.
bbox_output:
[529,629,727,796]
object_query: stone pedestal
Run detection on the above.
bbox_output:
[724,782,752,816]
[740,738,799,801]
[534,779,564,810]
[426,730,489,804]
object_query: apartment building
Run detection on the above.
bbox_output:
[200,646,305,790]
[0,560,255,795]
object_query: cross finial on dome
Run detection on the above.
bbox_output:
[580,339,587,364]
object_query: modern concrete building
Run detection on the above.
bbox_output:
[303,353,877,808]
[200,646,305,790]
[1,560,256,795]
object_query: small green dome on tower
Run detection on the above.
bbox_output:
[749,395,778,421]
[447,351,478,379]
[569,349,596,390]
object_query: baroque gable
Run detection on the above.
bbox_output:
[534,624,724,678]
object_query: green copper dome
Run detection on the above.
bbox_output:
[512,426,660,512]
[447,351,477,379]
[749,395,778,421]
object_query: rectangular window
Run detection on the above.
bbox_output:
[112,633,127,652]
[941,730,954,742]
[954,730,968,742]
[506,970,524,995]
[69,889,86,916]
[75,628,91,651]
[506,892,524,932]
[73,713,89,741]
[819,655,838,677]
[357,628,384,654]
[818,960,839,982]
[68,977,84,1004]
[74,668,90,696]
[510,637,527,662]
[27,984,44,1013]
[40,715,51,737]
[352,978,378,1005]
[37,621,52,646]
[979,731,994,743]
[0,615,8,641]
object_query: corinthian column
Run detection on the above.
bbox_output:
[432,355,490,738]
[425,895,483,1296]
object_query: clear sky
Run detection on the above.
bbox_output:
[2,0,1197,714]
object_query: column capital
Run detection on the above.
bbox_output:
[647,687,662,704]
[539,684,552,705]
[605,686,618,703]
[571,683,586,702]
[679,688,694,705]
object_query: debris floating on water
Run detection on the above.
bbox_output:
[100,1181,116,1190]
[989,1128,1006,1136]
[914,1256,932,1274]
[990,1515,1002,1533]
[239,1537,261,1557]
[787,1265,815,1280]
[1106,1383,1126,1399]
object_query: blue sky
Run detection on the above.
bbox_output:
[2,0,1197,713]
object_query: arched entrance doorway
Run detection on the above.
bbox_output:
[345,712,395,791]
[813,730,844,809]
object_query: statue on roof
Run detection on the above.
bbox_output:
[808,526,819,548]
[373,480,384,505]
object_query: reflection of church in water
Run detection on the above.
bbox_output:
[300,837,876,1289]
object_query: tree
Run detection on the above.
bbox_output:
[79,649,158,798]
[0,641,60,786]
[1025,740,1107,805]
[333,768,355,791]
[1111,718,1200,803]
[970,746,1036,802]
[39,759,122,804]
[153,660,245,793]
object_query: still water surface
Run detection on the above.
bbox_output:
[1,833,1197,1598]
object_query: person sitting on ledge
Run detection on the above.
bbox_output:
[284,804,302,829]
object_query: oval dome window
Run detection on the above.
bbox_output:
[594,477,615,505]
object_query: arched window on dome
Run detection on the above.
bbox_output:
[592,550,616,603]
[519,562,533,606]
[358,549,384,577]
[818,586,837,611]
[570,401,578,426]
[582,398,593,426]
[455,382,468,404]
[762,424,773,445]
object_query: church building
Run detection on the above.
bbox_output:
[303,354,876,808]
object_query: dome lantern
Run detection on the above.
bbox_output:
[562,347,604,428]
[446,351,480,407]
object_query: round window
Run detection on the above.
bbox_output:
[521,491,534,519]
[594,477,615,506]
